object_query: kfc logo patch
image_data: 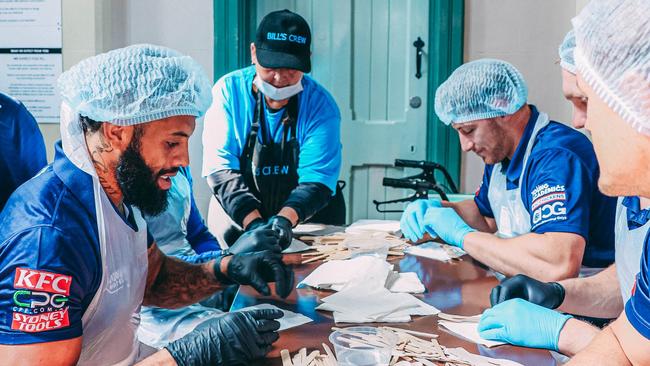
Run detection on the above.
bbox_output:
[11,308,70,332]
[14,268,72,296]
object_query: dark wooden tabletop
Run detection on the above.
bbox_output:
[231,253,559,366]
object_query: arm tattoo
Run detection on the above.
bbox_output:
[143,244,226,308]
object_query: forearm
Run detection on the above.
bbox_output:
[446,199,496,233]
[281,182,332,223]
[136,349,177,366]
[144,245,227,308]
[558,265,623,318]
[557,318,601,357]
[566,324,631,365]
[207,170,261,226]
[462,232,583,281]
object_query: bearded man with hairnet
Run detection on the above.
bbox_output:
[0,44,294,366]
[400,58,616,283]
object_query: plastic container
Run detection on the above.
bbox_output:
[329,326,397,366]
[342,237,391,260]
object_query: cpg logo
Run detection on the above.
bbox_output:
[13,290,68,310]
[532,201,567,224]
[14,268,72,296]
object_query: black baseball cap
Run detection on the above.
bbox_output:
[254,10,311,73]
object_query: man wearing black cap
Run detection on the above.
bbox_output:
[202,10,343,249]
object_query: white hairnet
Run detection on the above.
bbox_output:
[58,44,212,126]
[573,0,650,135]
[434,59,528,125]
[558,30,576,74]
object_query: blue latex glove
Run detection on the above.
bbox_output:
[422,207,475,248]
[400,199,442,242]
[478,298,573,351]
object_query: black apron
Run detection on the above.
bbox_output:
[240,91,345,224]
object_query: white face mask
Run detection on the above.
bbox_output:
[253,76,303,101]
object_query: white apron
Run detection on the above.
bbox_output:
[487,111,550,239]
[615,197,650,302]
[486,112,601,278]
[139,174,223,349]
[60,103,149,365]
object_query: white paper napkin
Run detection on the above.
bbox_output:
[298,256,393,291]
[438,320,506,348]
[405,242,465,262]
[386,271,425,293]
[236,303,312,331]
[345,219,401,235]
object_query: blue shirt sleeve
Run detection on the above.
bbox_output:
[180,167,220,254]
[522,149,593,236]
[0,227,96,344]
[296,89,342,193]
[202,77,246,176]
[0,95,47,209]
[474,165,494,218]
[625,230,650,339]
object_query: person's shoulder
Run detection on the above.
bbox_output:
[0,165,97,247]
[0,92,21,111]
[300,75,340,115]
[0,92,34,126]
[531,121,596,163]
[215,66,255,90]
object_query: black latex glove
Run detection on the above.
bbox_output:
[165,308,283,366]
[229,228,282,254]
[245,217,267,232]
[267,215,293,250]
[490,274,566,309]
[216,250,294,298]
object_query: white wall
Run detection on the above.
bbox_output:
[460,0,578,193]
[44,0,214,216]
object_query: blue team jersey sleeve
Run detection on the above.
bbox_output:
[180,167,220,254]
[522,149,592,236]
[0,227,95,344]
[296,88,342,193]
[625,231,650,339]
[474,165,494,218]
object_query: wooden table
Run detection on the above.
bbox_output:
[231,253,559,366]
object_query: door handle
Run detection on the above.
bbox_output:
[413,37,425,79]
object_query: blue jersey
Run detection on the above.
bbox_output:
[0,92,47,211]
[201,66,342,192]
[626,221,650,339]
[474,106,616,268]
[0,142,141,344]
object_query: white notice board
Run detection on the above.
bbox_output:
[0,0,62,123]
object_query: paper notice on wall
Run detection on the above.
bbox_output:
[0,0,62,123]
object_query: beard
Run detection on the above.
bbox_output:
[116,131,174,217]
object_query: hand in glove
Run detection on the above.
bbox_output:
[267,215,293,250]
[244,217,267,232]
[165,308,283,366]
[400,199,442,242]
[478,298,572,351]
[490,273,565,309]
[229,228,282,255]
[216,250,294,298]
[422,207,475,248]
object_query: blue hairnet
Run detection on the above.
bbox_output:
[58,44,212,126]
[434,59,528,125]
[573,0,650,136]
[558,30,576,74]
